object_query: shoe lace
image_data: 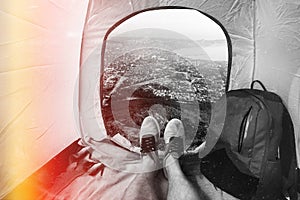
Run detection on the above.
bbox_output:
[140,135,157,153]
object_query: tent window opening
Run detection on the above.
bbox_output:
[100,7,232,151]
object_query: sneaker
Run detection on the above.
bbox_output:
[139,116,160,154]
[163,118,185,174]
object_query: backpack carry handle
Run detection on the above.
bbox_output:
[251,80,267,91]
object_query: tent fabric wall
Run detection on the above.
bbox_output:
[79,0,256,171]
[0,1,88,198]
[254,0,300,166]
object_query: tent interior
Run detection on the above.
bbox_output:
[1,0,300,199]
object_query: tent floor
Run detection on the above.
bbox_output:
[4,139,300,200]
[4,139,87,199]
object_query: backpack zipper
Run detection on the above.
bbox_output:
[238,106,253,153]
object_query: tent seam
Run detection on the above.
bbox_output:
[252,0,256,82]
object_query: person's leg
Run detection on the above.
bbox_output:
[163,119,200,200]
[165,155,200,200]
[163,118,240,200]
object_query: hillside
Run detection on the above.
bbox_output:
[101,37,228,149]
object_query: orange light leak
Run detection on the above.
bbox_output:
[3,0,86,198]
[6,1,39,198]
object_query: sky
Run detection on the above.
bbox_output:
[111,9,228,61]
[112,9,227,41]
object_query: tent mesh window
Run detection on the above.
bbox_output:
[100,7,232,151]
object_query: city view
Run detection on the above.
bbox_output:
[101,35,228,149]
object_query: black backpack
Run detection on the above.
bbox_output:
[200,80,298,200]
